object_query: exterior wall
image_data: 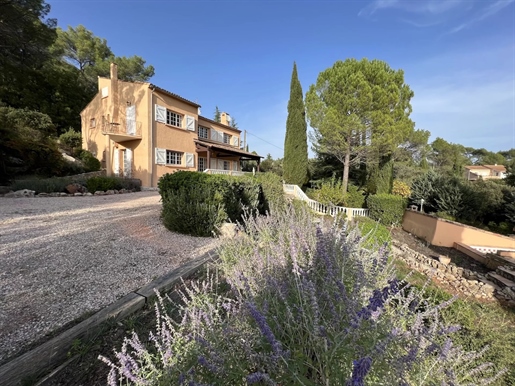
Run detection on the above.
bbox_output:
[81,78,151,186]
[402,211,515,249]
[197,117,240,146]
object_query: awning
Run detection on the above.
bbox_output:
[194,139,263,161]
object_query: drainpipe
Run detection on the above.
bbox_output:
[149,86,155,187]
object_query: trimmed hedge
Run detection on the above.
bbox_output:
[255,172,286,211]
[367,193,407,226]
[158,171,268,237]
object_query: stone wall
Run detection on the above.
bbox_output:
[392,240,515,306]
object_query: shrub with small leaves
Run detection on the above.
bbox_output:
[367,194,407,226]
[392,179,411,198]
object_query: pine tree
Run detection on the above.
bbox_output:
[214,106,221,122]
[283,62,308,185]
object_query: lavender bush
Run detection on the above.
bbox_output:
[100,205,506,385]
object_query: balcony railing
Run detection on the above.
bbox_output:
[102,118,142,142]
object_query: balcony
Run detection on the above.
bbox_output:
[102,118,142,143]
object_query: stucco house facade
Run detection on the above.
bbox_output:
[464,164,507,181]
[80,64,261,188]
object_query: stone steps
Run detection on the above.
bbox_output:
[497,266,515,282]
[486,272,515,289]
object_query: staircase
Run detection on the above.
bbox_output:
[283,184,369,218]
[488,266,515,288]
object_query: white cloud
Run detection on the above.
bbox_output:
[447,0,514,34]
[359,0,513,33]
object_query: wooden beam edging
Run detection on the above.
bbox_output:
[0,250,217,386]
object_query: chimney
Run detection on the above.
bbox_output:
[110,63,119,123]
[110,63,118,81]
[220,112,231,126]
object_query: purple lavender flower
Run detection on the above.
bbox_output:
[247,371,276,385]
[246,300,284,356]
[348,356,372,386]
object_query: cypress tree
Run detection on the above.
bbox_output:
[283,62,308,185]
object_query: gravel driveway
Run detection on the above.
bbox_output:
[0,192,218,364]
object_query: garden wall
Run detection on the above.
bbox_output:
[402,210,515,249]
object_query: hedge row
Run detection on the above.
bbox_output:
[367,193,407,226]
[158,171,285,237]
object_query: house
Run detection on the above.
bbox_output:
[80,63,262,188]
[464,164,507,181]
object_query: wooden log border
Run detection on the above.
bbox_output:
[0,251,217,386]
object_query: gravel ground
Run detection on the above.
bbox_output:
[0,192,218,364]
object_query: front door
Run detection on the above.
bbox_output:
[123,148,132,178]
[113,148,120,177]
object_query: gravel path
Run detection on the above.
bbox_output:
[0,192,218,364]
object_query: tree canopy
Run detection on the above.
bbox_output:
[305,58,414,192]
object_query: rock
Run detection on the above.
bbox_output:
[37,193,49,197]
[219,223,237,239]
[65,183,86,194]
[59,192,68,197]
[49,192,59,197]
[85,192,93,196]
[74,192,83,196]
[106,190,114,195]
[95,191,104,195]
[4,189,35,198]
[438,255,451,265]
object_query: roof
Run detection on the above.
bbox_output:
[149,84,201,108]
[484,164,506,172]
[464,165,506,172]
[195,139,263,160]
[464,165,488,170]
[199,115,241,134]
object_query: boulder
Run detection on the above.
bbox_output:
[438,255,451,265]
[65,183,86,194]
[4,189,35,198]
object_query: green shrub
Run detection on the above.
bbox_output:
[392,179,411,198]
[255,172,286,211]
[58,128,82,153]
[86,176,122,192]
[77,150,101,172]
[56,160,85,176]
[10,177,73,194]
[161,186,227,237]
[346,184,365,208]
[158,171,268,236]
[310,176,346,206]
[367,194,407,226]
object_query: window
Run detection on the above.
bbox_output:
[166,151,182,165]
[223,133,231,144]
[90,118,96,128]
[166,110,182,127]
[198,157,207,172]
[223,161,230,170]
[198,126,209,139]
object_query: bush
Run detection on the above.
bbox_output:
[367,193,407,226]
[101,207,506,385]
[77,150,101,172]
[309,177,365,208]
[10,177,73,194]
[161,186,227,237]
[255,172,286,211]
[86,176,122,192]
[392,179,411,198]
[158,171,267,236]
[58,128,82,154]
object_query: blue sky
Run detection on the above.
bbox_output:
[48,0,514,159]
